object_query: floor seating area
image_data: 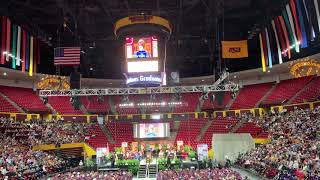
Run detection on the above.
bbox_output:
[0,86,48,112]
[230,83,273,109]
[175,119,208,149]
[262,76,313,105]
[48,96,83,114]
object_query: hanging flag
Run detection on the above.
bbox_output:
[33,39,36,74]
[26,33,30,71]
[286,5,300,52]
[302,0,316,41]
[16,26,21,66]
[11,24,17,69]
[265,28,272,68]
[221,40,248,58]
[272,20,283,64]
[22,30,26,73]
[5,17,11,62]
[261,32,269,67]
[29,36,33,76]
[1,16,6,65]
[295,0,308,48]
[314,0,320,32]
[279,16,292,59]
[54,47,81,65]
[290,0,303,45]
[259,33,266,72]
[275,17,287,57]
[37,40,40,65]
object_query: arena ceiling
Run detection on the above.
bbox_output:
[2,0,314,79]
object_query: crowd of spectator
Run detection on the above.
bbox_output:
[47,171,133,180]
[0,117,90,146]
[157,168,243,180]
[0,135,66,179]
[237,106,320,179]
[0,117,92,179]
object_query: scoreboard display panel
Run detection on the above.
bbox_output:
[125,36,159,73]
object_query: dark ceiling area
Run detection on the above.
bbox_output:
[0,0,291,79]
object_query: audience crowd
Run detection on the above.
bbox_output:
[0,135,66,179]
[0,117,91,179]
[157,168,243,180]
[237,106,320,179]
[47,171,133,180]
[0,117,90,146]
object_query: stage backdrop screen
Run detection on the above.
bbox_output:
[133,123,170,138]
[125,36,159,73]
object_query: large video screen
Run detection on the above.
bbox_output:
[133,123,170,138]
[127,61,158,73]
[126,36,158,59]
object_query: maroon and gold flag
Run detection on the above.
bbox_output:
[221,40,248,59]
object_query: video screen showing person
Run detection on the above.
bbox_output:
[126,36,158,59]
[139,123,164,138]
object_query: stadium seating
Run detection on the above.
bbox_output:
[82,96,110,113]
[175,119,208,149]
[113,95,141,114]
[173,93,200,113]
[48,96,83,114]
[202,92,231,110]
[198,118,238,147]
[230,83,273,109]
[262,76,313,105]
[0,86,48,112]
[291,76,320,104]
[235,122,264,138]
[0,95,19,112]
[86,124,111,149]
[106,121,134,148]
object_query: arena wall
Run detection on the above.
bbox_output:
[212,133,255,163]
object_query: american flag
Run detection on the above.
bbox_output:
[54,47,81,66]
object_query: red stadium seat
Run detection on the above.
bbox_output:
[262,76,313,105]
[48,96,83,114]
[0,95,19,113]
[291,76,320,104]
[0,86,48,112]
[230,83,273,109]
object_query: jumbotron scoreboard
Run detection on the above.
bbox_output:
[114,15,172,87]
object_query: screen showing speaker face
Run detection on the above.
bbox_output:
[125,36,158,59]
[125,36,159,73]
[133,123,170,138]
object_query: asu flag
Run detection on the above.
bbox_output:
[221,40,248,58]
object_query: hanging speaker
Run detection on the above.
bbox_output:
[70,72,81,89]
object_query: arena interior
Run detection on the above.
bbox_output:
[0,0,320,179]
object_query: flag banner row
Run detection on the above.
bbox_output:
[259,0,320,72]
[0,16,41,76]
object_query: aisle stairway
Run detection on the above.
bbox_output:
[148,164,158,178]
[137,165,147,178]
